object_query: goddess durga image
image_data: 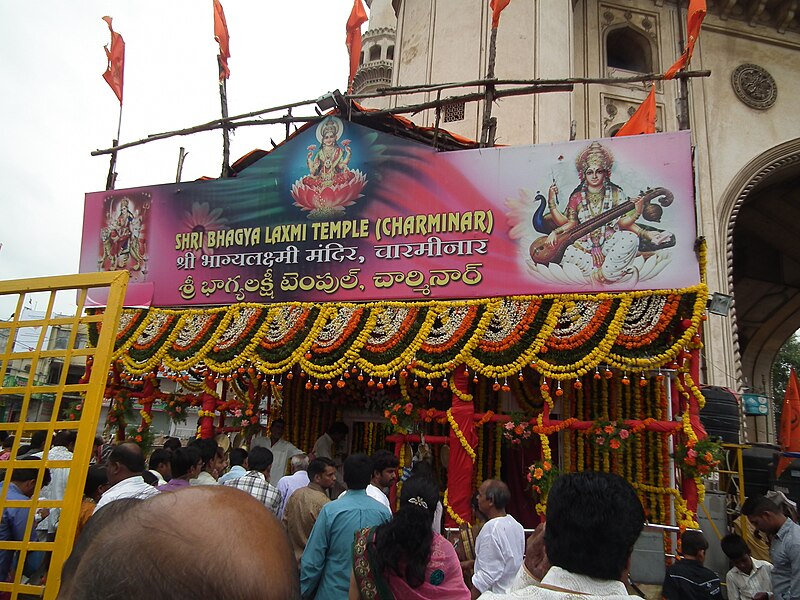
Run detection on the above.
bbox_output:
[290,117,367,219]
[98,196,149,278]
[508,141,676,286]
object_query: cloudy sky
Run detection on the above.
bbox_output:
[0,1,358,315]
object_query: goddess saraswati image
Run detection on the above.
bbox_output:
[290,117,368,219]
[508,141,675,286]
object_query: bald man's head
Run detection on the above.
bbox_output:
[58,487,299,599]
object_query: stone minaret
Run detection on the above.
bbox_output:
[352,0,397,107]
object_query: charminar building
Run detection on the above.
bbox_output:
[353,0,800,443]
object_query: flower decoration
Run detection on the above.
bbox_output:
[502,414,533,446]
[384,401,416,434]
[586,419,632,452]
[526,459,560,501]
[164,395,188,424]
[673,437,723,478]
[126,423,154,451]
[64,399,83,422]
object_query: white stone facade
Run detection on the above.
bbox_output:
[364,2,800,432]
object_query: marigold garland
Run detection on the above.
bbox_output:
[105,286,707,383]
[447,408,476,462]
[449,374,474,402]
[443,489,466,526]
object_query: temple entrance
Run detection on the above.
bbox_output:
[728,139,800,400]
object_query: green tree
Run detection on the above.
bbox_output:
[771,333,800,400]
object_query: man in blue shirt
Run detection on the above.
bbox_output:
[0,460,49,582]
[742,495,800,600]
[300,453,391,599]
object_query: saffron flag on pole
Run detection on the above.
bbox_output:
[213,0,231,80]
[490,0,511,28]
[346,0,368,93]
[101,16,125,104]
[665,0,706,79]
[776,368,800,478]
[615,84,656,137]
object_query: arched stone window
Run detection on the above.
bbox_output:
[369,45,382,62]
[386,45,395,61]
[606,27,653,73]
[359,51,365,66]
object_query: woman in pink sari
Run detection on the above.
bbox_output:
[350,476,469,600]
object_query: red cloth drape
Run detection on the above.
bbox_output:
[447,368,477,526]
[777,368,800,478]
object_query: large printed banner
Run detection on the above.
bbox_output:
[80,121,698,306]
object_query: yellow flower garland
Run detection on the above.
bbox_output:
[110,284,708,382]
[449,374,473,402]
[631,482,698,529]
[443,489,466,526]
[447,408,476,462]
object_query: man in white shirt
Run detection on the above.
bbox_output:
[94,443,159,513]
[276,453,309,519]
[471,479,525,598]
[720,533,772,600]
[36,430,76,537]
[250,419,304,484]
[478,471,646,599]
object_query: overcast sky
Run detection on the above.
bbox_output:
[0,1,358,315]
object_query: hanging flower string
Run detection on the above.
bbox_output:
[449,373,474,402]
[447,408,476,461]
[443,489,465,526]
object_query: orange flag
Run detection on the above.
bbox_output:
[213,0,231,80]
[615,84,656,137]
[490,0,511,28]
[346,0,368,92]
[665,0,706,79]
[101,16,125,104]
[776,368,800,478]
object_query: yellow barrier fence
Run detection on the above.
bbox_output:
[0,272,128,599]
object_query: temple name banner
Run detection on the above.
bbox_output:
[79,121,698,306]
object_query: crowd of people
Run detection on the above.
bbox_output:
[1,424,799,600]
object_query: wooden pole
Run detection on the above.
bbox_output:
[480,27,499,147]
[175,147,187,183]
[105,104,123,190]
[219,74,231,178]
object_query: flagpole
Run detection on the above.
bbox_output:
[219,73,231,178]
[480,26,498,148]
[105,104,123,190]
[675,2,690,130]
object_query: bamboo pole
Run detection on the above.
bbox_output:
[92,70,710,158]
[480,26,498,147]
[219,73,231,178]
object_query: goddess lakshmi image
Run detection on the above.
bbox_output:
[290,117,367,219]
[509,141,675,286]
[98,196,148,278]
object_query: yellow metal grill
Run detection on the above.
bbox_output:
[0,272,128,599]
